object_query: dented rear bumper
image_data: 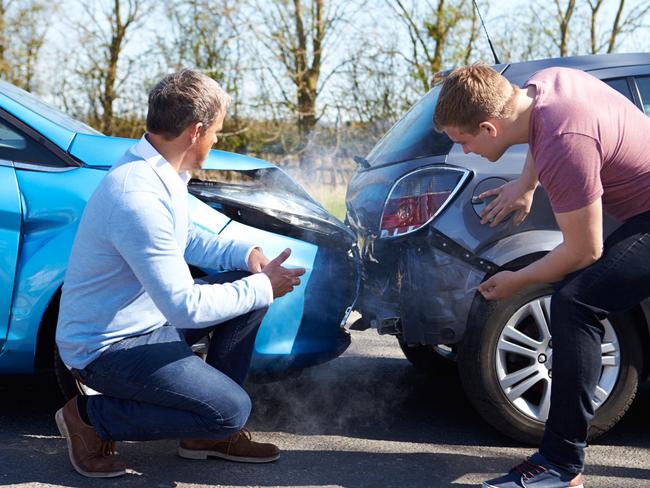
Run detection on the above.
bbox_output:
[354,227,497,346]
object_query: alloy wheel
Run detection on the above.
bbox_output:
[495,295,620,422]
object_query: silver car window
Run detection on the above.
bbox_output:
[365,85,453,167]
[634,76,650,116]
[604,78,633,103]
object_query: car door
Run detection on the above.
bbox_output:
[0,114,78,351]
[0,147,23,348]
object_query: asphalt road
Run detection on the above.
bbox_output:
[1,330,649,488]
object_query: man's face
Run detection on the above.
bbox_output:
[188,114,225,171]
[444,122,508,162]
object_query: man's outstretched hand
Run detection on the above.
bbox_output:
[262,248,306,298]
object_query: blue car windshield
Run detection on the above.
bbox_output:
[366,84,453,167]
[0,80,102,135]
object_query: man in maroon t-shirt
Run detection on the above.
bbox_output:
[434,64,650,488]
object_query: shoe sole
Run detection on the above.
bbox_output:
[55,408,126,478]
[178,446,280,463]
[483,482,585,488]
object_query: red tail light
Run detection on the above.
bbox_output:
[379,166,469,238]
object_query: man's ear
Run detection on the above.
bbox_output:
[188,122,204,143]
[479,120,498,138]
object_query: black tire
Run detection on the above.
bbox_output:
[54,345,84,400]
[397,335,457,373]
[458,285,643,445]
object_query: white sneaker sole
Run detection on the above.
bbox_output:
[55,408,126,478]
[178,446,280,463]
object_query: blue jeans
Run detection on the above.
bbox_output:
[540,210,650,473]
[74,272,268,442]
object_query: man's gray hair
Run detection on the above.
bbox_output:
[146,68,231,139]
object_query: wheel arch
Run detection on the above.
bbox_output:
[479,230,563,267]
[34,286,62,373]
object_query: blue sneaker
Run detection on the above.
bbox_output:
[483,453,584,487]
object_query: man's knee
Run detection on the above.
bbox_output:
[551,287,573,316]
[550,285,606,337]
[205,386,251,433]
[549,286,581,335]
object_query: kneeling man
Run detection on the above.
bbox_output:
[55,69,304,477]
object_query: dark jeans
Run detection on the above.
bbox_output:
[540,210,650,473]
[75,271,268,442]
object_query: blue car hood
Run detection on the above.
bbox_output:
[68,133,273,170]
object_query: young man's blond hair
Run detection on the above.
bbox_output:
[433,63,517,134]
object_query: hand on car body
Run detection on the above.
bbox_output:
[478,177,535,227]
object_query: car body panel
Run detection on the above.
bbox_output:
[0,163,21,348]
[0,92,76,152]
[215,219,315,356]
[499,53,650,85]
[69,133,275,171]
[480,230,562,266]
[2,165,105,373]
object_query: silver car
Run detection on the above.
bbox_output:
[346,52,650,444]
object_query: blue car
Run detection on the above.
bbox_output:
[0,80,359,398]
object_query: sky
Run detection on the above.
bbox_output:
[33,0,650,116]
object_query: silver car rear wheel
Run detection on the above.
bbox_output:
[458,285,642,444]
[495,295,620,423]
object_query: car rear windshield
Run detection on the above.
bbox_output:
[366,85,453,167]
[0,80,102,135]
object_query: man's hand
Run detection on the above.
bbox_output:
[479,178,535,227]
[262,248,306,298]
[247,247,270,273]
[478,270,526,301]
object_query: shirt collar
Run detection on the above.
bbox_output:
[131,134,191,192]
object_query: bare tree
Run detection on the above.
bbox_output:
[553,0,576,57]
[67,0,151,135]
[387,0,483,93]
[250,0,355,167]
[160,0,239,85]
[158,0,250,150]
[587,0,650,54]
[0,0,53,91]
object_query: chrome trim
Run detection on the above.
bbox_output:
[13,162,77,173]
[379,165,472,239]
[0,159,13,168]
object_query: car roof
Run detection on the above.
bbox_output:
[501,52,650,85]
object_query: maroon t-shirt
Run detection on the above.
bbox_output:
[526,67,650,221]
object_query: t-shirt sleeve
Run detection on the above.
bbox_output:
[534,133,603,214]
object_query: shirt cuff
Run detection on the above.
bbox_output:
[242,245,263,271]
[242,272,274,308]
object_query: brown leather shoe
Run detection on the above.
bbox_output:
[179,429,280,463]
[55,397,127,478]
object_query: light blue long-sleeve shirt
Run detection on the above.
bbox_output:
[56,135,273,370]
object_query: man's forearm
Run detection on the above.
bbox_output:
[520,150,539,191]
[514,243,599,287]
